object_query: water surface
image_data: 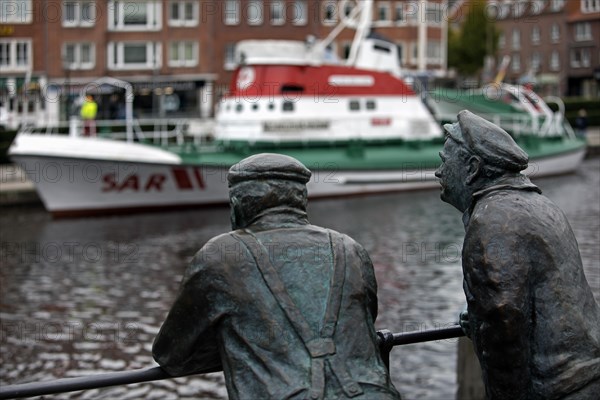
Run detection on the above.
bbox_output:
[1,157,598,399]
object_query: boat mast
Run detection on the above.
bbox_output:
[310,0,373,67]
[418,0,428,73]
[345,0,373,67]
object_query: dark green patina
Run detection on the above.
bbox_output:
[436,110,600,400]
[153,153,401,400]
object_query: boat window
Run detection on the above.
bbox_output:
[366,100,376,110]
[373,43,391,53]
[236,103,243,112]
[252,103,259,111]
[268,103,275,111]
[226,104,231,112]
[281,84,305,94]
[349,100,360,111]
[282,101,295,112]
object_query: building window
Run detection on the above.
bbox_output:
[271,0,284,25]
[426,3,443,25]
[342,41,352,60]
[108,1,161,31]
[247,0,263,25]
[531,52,541,71]
[394,2,405,23]
[0,39,31,70]
[512,29,521,50]
[63,1,95,27]
[494,1,511,19]
[550,50,560,70]
[511,53,521,72]
[292,0,307,26]
[513,0,527,17]
[551,23,560,42]
[551,0,564,11]
[571,48,591,68]
[531,26,540,45]
[377,2,390,22]
[498,32,505,49]
[63,42,95,69]
[108,41,161,70]
[582,0,600,13]
[169,41,197,67]
[169,1,198,27]
[574,22,592,41]
[396,42,404,64]
[0,42,9,66]
[531,0,545,14]
[0,0,32,23]
[224,0,240,25]
[224,43,236,70]
[427,41,442,63]
[323,1,337,25]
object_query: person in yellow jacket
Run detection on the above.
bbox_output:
[80,95,98,137]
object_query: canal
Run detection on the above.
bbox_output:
[1,157,598,399]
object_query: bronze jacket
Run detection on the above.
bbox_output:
[153,209,400,400]
[462,175,600,400]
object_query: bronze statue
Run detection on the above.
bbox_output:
[153,153,400,399]
[436,110,600,399]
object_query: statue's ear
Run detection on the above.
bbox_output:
[466,155,481,185]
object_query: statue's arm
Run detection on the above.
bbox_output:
[357,243,378,321]
[464,227,531,400]
[152,254,223,377]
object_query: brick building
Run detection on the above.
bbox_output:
[0,0,447,129]
[451,0,599,97]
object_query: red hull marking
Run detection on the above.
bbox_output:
[172,167,194,190]
[227,65,415,99]
[193,167,206,189]
[371,117,392,126]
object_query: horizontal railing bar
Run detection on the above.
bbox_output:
[392,325,465,346]
[0,325,464,399]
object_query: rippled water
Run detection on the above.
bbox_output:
[1,157,598,400]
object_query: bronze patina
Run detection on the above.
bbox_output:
[153,153,400,400]
[436,110,600,400]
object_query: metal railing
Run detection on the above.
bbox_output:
[0,325,464,399]
[18,118,217,146]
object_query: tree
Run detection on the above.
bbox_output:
[448,1,498,79]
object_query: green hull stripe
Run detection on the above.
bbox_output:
[168,136,585,170]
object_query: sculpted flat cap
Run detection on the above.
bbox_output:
[228,153,312,185]
[444,110,529,172]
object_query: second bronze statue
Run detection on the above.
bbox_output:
[153,153,401,400]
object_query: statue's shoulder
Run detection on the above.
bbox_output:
[189,232,245,271]
[470,188,547,234]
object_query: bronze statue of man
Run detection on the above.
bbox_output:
[436,110,600,400]
[153,153,400,400]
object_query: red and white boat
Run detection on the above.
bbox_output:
[8,0,585,217]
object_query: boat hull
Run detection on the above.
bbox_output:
[10,140,586,217]
[10,154,444,216]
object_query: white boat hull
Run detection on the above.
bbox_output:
[10,154,442,216]
[9,134,586,217]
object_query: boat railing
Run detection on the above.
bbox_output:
[20,118,215,146]
[0,324,464,399]
[436,111,568,138]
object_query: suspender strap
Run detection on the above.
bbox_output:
[233,229,362,399]
[234,230,315,343]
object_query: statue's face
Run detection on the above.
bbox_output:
[435,138,471,212]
